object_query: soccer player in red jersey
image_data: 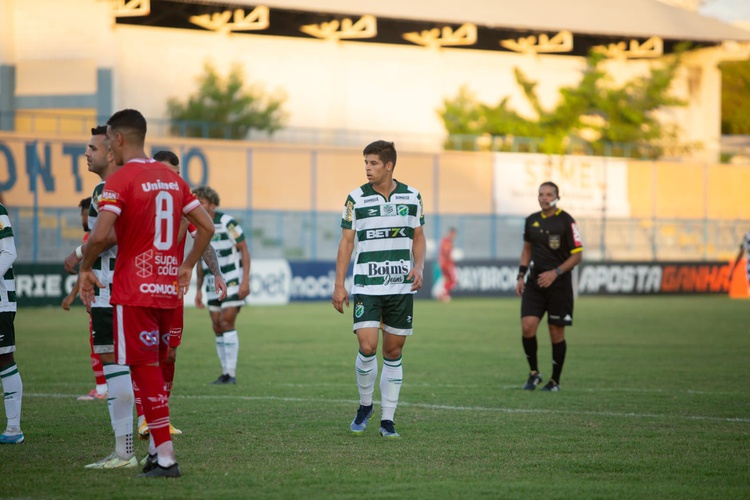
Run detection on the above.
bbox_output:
[78,109,215,478]
[437,227,457,302]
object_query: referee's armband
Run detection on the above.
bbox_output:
[517,265,528,280]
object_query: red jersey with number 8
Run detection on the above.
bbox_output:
[98,158,201,308]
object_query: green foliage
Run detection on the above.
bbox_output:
[7,297,750,498]
[720,59,750,134]
[167,62,287,139]
[438,51,687,158]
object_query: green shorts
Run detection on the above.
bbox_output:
[91,306,115,354]
[0,311,16,355]
[352,294,414,336]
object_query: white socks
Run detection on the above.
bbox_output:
[103,363,134,458]
[355,352,378,406]
[215,335,227,374]
[223,330,239,377]
[0,363,22,429]
[380,357,403,422]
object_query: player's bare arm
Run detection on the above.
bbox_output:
[516,241,532,296]
[332,228,355,314]
[182,205,215,295]
[64,227,117,274]
[408,225,426,292]
[237,240,251,299]
[201,245,227,300]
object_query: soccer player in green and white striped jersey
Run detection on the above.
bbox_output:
[332,140,426,439]
[193,186,251,385]
[0,202,24,444]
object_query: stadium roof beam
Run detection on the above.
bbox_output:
[113,0,750,57]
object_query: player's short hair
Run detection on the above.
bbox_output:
[540,181,559,197]
[192,186,220,206]
[90,125,107,136]
[78,197,91,210]
[106,109,147,144]
[153,150,179,167]
[363,140,397,170]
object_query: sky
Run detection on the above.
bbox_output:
[698,0,750,22]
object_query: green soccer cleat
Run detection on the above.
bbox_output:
[84,452,137,469]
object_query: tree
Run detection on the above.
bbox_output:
[438,51,687,158]
[719,59,750,135]
[167,62,287,139]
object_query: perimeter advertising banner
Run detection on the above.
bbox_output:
[11,260,734,307]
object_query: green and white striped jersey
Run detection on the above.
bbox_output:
[0,203,17,313]
[341,180,425,296]
[201,211,247,300]
[88,181,116,308]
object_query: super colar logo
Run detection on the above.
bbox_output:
[365,228,407,239]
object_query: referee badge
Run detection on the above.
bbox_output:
[549,234,561,249]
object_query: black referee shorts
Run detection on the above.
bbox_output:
[521,273,574,326]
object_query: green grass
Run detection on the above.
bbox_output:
[5,296,750,499]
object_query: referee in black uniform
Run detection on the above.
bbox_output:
[515,182,583,392]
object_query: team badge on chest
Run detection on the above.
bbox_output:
[548,234,561,249]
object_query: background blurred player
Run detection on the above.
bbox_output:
[0,201,23,444]
[61,197,108,401]
[193,186,251,385]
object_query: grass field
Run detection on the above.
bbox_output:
[3,296,749,499]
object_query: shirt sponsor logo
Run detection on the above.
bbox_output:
[362,196,379,204]
[367,208,379,216]
[393,195,410,201]
[227,221,241,240]
[343,201,354,222]
[139,282,178,295]
[365,228,407,239]
[155,254,178,276]
[101,190,119,202]
[139,330,160,346]
[141,179,179,192]
[368,261,409,285]
[136,250,154,278]
[382,204,396,216]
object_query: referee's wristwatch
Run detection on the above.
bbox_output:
[555,267,563,276]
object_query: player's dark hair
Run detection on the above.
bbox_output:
[192,186,220,206]
[363,140,397,170]
[153,150,179,167]
[106,109,147,144]
[540,181,559,198]
[79,197,91,210]
[90,125,107,136]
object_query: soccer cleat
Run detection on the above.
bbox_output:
[379,420,400,439]
[169,423,182,435]
[225,376,237,385]
[540,380,561,392]
[141,453,158,473]
[211,374,230,385]
[84,452,138,469]
[522,372,543,391]
[138,419,150,440]
[349,404,374,434]
[77,389,108,401]
[0,429,24,444]
[137,462,182,478]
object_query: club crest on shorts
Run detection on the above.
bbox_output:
[548,234,561,249]
[355,303,364,318]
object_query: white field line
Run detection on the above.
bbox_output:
[26,392,750,424]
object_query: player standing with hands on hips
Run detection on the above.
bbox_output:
[515,182,583,392]
[332,140,426,439]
